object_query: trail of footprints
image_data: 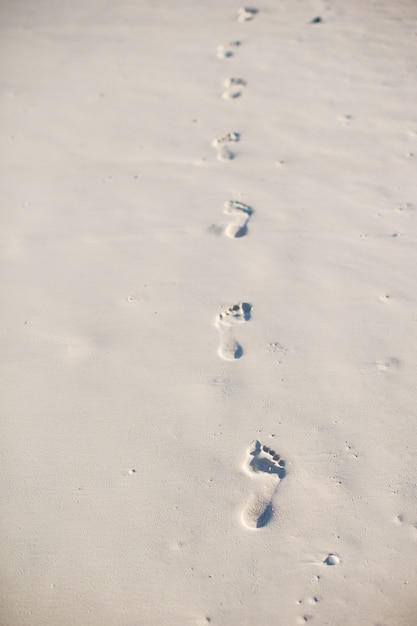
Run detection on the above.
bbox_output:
[216,6,258,58]
[211,7,288,533]
[211,10,255,358]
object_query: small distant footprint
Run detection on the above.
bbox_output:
[217,40,241,59]
[223,200,253,238]
[212,132,240,161]
[376,357,401,371]
[397,202,414,213]
[238,7,259,22]
[241,440,286,530]
[215,302,251,360]
[222,77,247,100]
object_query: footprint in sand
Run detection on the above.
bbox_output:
[215,302,251,360]
[223,200,253,238]
[222,77,247,100]
[212,132,240,161]
[217,40,241,59]
[376,357,401,371]
[241,440,286,529]
[238,7,259,22]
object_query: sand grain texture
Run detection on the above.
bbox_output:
[1,0,417,624]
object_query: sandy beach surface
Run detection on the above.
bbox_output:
[1,0,417,624]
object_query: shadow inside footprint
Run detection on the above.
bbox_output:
[226,223,247,238]
[234,224,247,238]
[234,344,243,359]
[218,335,243,361]
[241,302,252,321]
[256,502,273,528]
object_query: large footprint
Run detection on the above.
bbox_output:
[215,302,251,360]
[223,200,253,238]
[241,440,286,530]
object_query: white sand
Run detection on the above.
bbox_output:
[1,0,417,624]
